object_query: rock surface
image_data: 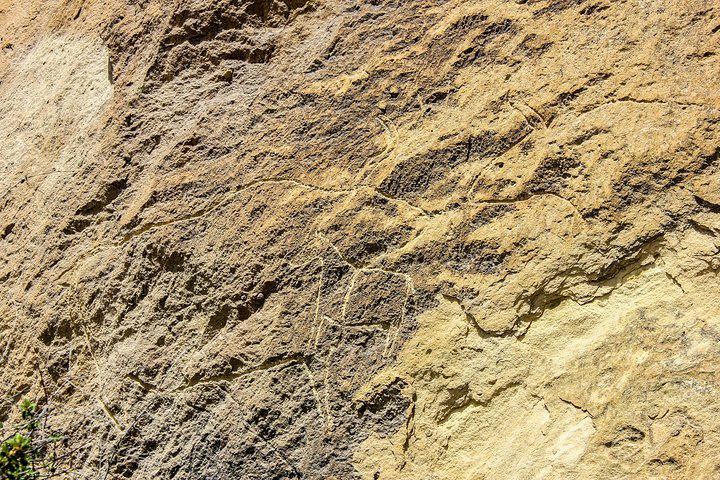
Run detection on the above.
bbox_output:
[1,0,719,478]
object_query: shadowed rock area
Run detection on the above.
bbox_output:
[1,0,719,478]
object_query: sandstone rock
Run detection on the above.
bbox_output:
[0,0,719,478]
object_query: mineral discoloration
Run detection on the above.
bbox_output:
[0,0,719,478]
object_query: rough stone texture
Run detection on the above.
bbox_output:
[0,0,719,478]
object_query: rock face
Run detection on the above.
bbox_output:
[1,0,719,478]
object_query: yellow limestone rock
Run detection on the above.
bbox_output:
[355,227,720,479]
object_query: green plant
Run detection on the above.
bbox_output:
[18,401,36,421]
[0,400,63,480]
[18,402,37,433]
[0,433,36,480]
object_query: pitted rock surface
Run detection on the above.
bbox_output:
[1,0,719,478]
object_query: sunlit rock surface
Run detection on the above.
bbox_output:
[1,0,719,478]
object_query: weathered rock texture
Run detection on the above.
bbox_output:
[1,0,719,478]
